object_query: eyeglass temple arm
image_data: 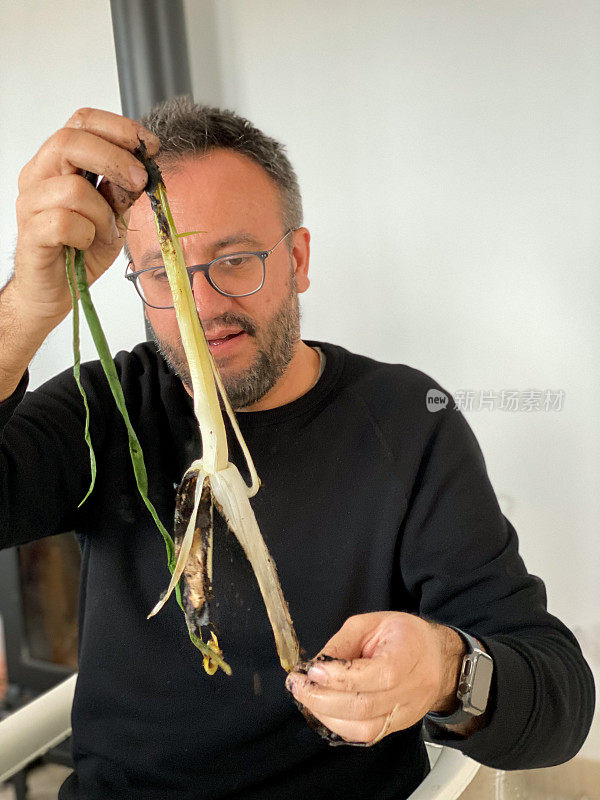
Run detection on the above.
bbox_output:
[266,227,298,256]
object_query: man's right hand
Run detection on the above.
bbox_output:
[0,108,160,401]
[12,107,160,326]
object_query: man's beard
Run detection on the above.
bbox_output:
[146,271,301,410]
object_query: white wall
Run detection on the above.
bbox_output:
[186,0,600,756]
[183,0,600,628]
[2,0,599,755]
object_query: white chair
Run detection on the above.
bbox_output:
[413,743,480,800]
[0,673,76,784]
[0,675,480,798]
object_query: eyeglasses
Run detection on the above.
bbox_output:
[125,228,297,309]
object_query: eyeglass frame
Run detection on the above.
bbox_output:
[124,228,298,309]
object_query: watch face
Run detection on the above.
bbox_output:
[470,653,494,711]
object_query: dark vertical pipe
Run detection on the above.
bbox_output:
[109,0,193,339]
[109,0,193,120]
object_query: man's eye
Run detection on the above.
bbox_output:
[148,268,168,281]
[221,256,250,268]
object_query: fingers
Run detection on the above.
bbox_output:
[19,128,147,193]
[314,611,397,661]
[18,107,160,195]
[97,178,141,217]
[64,107,160,155]
[17,174,120,247]
[305,710,392,746]
[10,108,150,324]
[21,208,96,253]
[287,665,424,744]
[297,612,412,693]
[286,671,399,720]
[304,652,406,693]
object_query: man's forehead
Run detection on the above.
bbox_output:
[136,231,265,266]
[127,150,283,259]
[160,149,277,193]
[134,149,277,213]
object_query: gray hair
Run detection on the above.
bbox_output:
[129,96,302,247]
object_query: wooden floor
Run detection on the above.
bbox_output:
[0,765,71,800]
[1,758,599,799]
[461,757,600,800]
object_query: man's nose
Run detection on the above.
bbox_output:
[190,270,233,317]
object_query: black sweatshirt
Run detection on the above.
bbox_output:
[0,340,594,800]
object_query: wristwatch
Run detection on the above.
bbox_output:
[425,626,493,726]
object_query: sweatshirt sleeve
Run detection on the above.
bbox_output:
[397,398,595,769]
[0,365,108,550]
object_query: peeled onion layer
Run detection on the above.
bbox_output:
[210,463,299,673]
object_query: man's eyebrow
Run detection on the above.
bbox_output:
[212,232,263,250]
[138,247,164,265]
[138,232,263,266]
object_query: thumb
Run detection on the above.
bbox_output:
[315,611,394,661]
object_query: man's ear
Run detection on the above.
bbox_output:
[291,227,311,293]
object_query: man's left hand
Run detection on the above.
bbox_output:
[285,611,467,744]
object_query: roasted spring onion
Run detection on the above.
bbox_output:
[65,151,299,676]
[137,146,299,674]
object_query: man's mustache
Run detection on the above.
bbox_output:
[199,311,257,338]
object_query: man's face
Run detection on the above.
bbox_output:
[126,150,310,409]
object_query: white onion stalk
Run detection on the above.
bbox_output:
[140,154,299,674]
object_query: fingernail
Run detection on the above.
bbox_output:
[138,129,160,151]
[129,164,148,189]
[307,665,328,685]
[285,674,295,691]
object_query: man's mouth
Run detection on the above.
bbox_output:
[205,329,247,351]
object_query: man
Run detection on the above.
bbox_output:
[0,98,594,799]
